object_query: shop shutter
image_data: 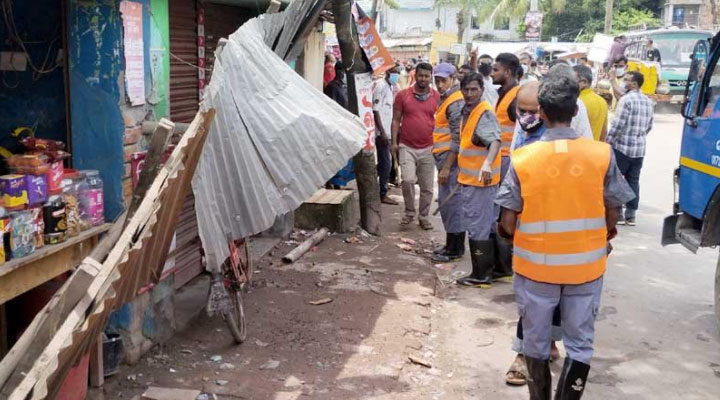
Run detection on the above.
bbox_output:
[169,0,199,124]
[169,0,203,289]
[204,3,254,82]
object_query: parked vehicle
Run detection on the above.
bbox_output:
[662,29,720,329]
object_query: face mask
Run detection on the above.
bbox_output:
[522,64,529,74]
[518,112,543,132]
[616,67,626,77]
[342,75,347,85]
[388,73,400,85]
[622,81,632,92]
[479,63,492,76]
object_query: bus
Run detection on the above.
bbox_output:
[623,27,713,99]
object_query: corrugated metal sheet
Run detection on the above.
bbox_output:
[193,14,366,271]
[169,0,199,123]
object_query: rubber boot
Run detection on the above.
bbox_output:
[431,233,464,263]
[456,232,466,256]
[456,239,494,286]
[433,233,450,255]
[554,358,590,400]
[492,233,514,281]
[525,356,552,400]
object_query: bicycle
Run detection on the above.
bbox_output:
[207,234,253,344]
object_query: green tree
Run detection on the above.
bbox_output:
[434,0,488,43]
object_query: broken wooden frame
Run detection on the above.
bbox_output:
[1,111,215,399]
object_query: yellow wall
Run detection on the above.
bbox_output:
[430,31,458,64]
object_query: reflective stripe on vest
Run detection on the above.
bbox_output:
[458,166,502,180]
[512,137,612,285]
[496,86,520,157]
[514,246,607,266]
[517,217,606,234]
[457,101,501,187]
[433,90,465,154]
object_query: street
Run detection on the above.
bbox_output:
[94,112,720,400]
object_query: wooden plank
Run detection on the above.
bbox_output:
[0,259,101,395]
[88,334,103,388]
[0,224,111,280]
[142,387,201,400]
[0,233,102,306]
[128,119,175,220]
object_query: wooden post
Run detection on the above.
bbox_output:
[88,333,103,387]
[332,0,383,236]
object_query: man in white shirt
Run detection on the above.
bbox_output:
[373,65,401,204]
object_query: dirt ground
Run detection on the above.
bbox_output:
[91,184,508,400]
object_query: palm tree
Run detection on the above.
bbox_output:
[434,0,565,44]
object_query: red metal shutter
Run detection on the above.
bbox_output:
[173,194,203,289]
[169,0,199,124]
[204,3,254,83]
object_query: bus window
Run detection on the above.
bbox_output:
[654,34,710,67]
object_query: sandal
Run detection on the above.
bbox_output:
[505,357,527,386]
[418,219,433,230]
[400,215,413,226]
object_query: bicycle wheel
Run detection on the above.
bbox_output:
[222,286,246,344]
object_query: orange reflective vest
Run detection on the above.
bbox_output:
[433,90,465,155]
[496,85,520,157]
[512,137,611,285]
[457,101,501,187]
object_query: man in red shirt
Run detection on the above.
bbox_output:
[391,63,440,230]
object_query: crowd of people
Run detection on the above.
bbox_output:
[322,47,654,399]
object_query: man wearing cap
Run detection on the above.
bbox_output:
[496,67,634,399]
[430,63,466,263]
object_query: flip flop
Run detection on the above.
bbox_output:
[505,358,528,386]
[400,215,413,226]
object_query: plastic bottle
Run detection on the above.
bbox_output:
[79,170,104,227]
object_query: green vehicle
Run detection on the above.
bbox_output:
[624,28,713,101]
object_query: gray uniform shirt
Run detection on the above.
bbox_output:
[495,127,635,212]
[442,84,464,154]
[461,103,502,149]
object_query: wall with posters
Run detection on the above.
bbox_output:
[67,0,171,221]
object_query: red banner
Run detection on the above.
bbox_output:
[352,3,394,76]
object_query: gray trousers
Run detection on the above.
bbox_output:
[514,274,603,364]
[399,144,435,221]
[434,152,463,233]
[460,184,497,241]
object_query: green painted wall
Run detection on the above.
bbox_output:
[149,0,170,119]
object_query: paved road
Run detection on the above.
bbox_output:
[431,112,720,399]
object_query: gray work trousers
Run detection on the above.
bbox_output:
[434,151,463,233]
[514,274,603,365]
[399,144,435,221]
[460,184,497,241]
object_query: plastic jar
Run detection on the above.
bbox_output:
[79,170,104,227]
[62,178,80,237]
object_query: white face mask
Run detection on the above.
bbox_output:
[616,67,626,77]
[622,81,632,91]
[522,64,529,74]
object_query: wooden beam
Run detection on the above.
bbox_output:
[88,334,103,388]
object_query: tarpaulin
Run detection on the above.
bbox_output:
[193,13,366,271]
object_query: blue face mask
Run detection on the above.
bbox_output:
[388,73,400,85]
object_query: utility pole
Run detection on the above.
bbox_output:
[332,0,383,235]
[371,0,379,20]
[604,0,613,34]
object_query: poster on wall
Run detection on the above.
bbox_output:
[120,1,145,106]
[352,3,394,76]
[354,72,376,151]
[525,11,544,41]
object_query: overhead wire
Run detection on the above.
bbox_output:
[1,0,62,78]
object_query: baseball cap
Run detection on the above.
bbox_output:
[433,63,456,78]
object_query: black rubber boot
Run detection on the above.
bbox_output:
[431,233,464,263]
[455,232,466,256]
[456,239,494,286]
[554,358,590,400]
[433,233,451,256]
[492,233,514,281]
[525,356,552,400]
